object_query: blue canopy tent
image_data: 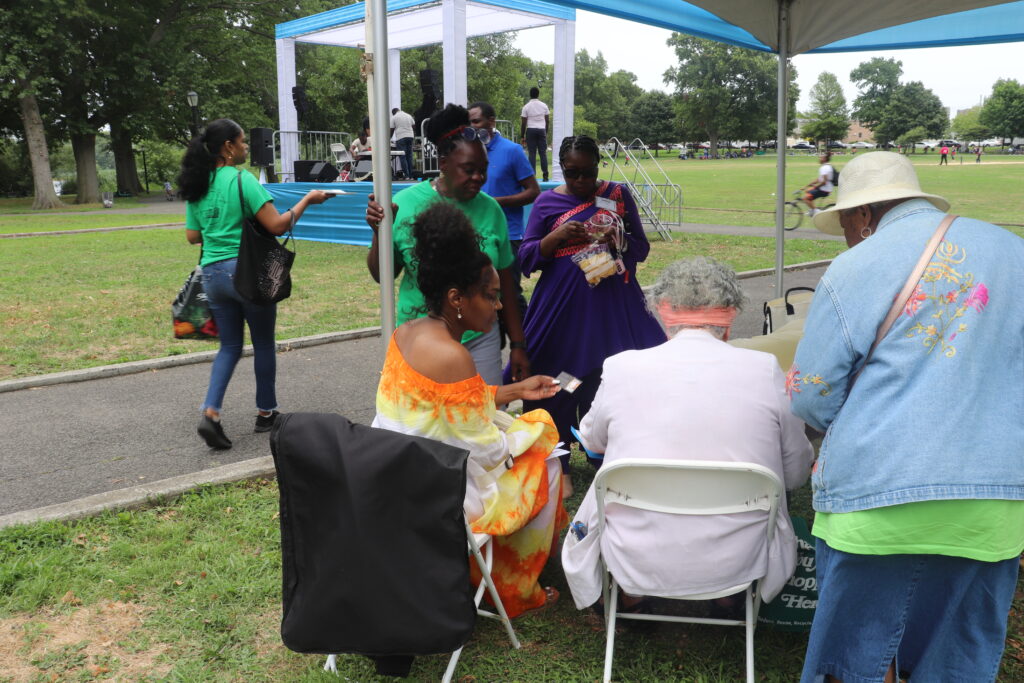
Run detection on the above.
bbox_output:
[295,0,1024,341]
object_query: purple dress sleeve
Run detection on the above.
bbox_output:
[518,191,556,277]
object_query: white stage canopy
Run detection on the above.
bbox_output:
[275,0,578,183]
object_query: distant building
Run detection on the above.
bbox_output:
[843,120,875,144]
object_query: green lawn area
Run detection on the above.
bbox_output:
[0,230,844,380]
[627,153,1024,228]
[0,213,182,234]
[0,196,147,215]
[2,463,1022,681]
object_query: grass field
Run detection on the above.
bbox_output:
[0,231,845,380]
[0,214,182,234]
[1,154,1020,380]
[623,153,1024,227]
[2,459,1023,682]
[0,196,146,215]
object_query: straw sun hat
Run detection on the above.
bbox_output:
[812,151,950,235]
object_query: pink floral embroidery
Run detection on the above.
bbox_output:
[785,365,801,399]
[906,240,987,358]
[964,283,989,313]
[903,285,926,316]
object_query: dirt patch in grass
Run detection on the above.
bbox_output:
[0,600,170,681]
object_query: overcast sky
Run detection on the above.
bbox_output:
[512,11,1024,115]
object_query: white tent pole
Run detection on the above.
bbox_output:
[442,0,468,106]
[552,18,576,183]
[275,38,299,182]
[774,2,789,298]
[367,0,396,345]
[388,48,402,111]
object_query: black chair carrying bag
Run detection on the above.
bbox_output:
[233,170,294,305]
[270,412,475,656]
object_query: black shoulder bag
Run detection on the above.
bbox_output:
[233,170,295,305]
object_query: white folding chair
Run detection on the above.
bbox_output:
[325,516,521,680]
[594,458,783,683]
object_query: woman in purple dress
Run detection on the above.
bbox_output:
[510,136,666,493]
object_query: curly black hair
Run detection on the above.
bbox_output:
[412,202,493,316]
[424,103,473,158]
[558,135,600,167]
[176,118,242,202]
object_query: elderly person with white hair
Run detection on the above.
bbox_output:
[792,151,1024,683]
[561,256,814,610]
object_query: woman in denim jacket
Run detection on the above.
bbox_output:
[790,152,1024,683]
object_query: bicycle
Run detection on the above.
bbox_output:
[784,189,835,230]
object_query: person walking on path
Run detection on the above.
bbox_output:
[470,100,540,344]
[976,145,983,163]
[791,151,1024,682]
[390,107,416,179]
[179,118,333,449]
[520,87,550,182]
[939,144,950,165]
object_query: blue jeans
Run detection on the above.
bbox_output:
[395,137,414,179]
[801,538,1019,683]
[201,258,278,413]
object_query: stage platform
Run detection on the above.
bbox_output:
[263,180,559,247]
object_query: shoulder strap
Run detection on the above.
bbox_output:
[851,214,957,387]
[236,170,247,218]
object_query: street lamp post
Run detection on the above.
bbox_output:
[186,91,200,137]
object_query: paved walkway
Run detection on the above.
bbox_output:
[0,264,827,520]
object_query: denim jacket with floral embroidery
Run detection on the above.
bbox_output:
[789,199,1024,513]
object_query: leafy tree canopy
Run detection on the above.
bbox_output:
[980,79,1024,141]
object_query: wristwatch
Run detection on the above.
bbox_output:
[509,340,527,350]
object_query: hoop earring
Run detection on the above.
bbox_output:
[457,307,462,320]
[860,226,873,239]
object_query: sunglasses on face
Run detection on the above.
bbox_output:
[442,125,492,145]
[562,166,599,180]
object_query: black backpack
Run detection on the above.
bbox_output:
[831,167,840,185]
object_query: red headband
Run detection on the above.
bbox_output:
[657,303,738,329]
[439,125,467,141]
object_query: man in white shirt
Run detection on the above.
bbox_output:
[520,87,550,182]
[390,107,416,179]
[802,152,835,216]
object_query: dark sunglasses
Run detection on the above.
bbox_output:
[562,166,599,179]
[441,125,492,145]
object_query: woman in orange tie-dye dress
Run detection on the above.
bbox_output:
[372,202,567,617]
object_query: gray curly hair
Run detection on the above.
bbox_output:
[645,257,746,339]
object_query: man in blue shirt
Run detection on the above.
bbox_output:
[469,101,540,345]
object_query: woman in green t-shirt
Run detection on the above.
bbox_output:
[366,104,530,386]
[179,118,332,450]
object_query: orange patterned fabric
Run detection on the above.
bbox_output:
[374,334,566,617]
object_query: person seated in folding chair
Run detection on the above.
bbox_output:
[373,201,568,618]
[562,257,814,614]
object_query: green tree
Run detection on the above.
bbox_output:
[572,50,643,141]
[980,79,1024,143]
[896,125,930,153]
[802,72,849,145]
[877,82,947,143]
[0,0,68,208]
[951,106,990,142]
[663,34,792,155]
[633,91,677,151]
[850,57,902,131]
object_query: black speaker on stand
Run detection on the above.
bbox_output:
[250,127,274,167]
[412,70,442,132]
[294,160,340,183]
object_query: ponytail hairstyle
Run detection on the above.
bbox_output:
[176,118,243,202]
[424,103,472,159]
[559,135,600,167]
[412,202,493,316]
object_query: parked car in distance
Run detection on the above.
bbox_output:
[850,141,876,148]
[936,139,961,148]
[791,141,814,150]
[826,141,848,149]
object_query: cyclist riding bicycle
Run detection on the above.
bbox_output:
[802,152,835,216]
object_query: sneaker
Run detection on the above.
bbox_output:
[197,415,232,449]
[254,410,280,433]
